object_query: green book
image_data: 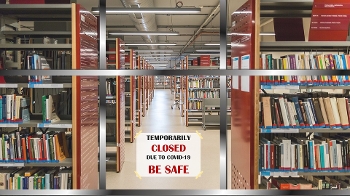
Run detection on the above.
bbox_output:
[42,95,46,122]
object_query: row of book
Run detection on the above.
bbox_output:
[0,130,71,162]
[189,91,220,99]
[24,53,52,84]
[259,134,350,171]
[188,79,220,89]
[260,53,350,86]
[22,51,72,71]
[0,95,29,123]
[0,167,72,190]
[188,101,203,110]
[260,92,350,129]
[261,176,350,190]
[106,78,116,96]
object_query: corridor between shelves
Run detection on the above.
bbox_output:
[106,89,221,189]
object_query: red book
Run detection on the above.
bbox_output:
[0,58,5,83]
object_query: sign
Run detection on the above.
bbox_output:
[136,133,201,178]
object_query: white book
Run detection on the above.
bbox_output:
[279,98,290,127]
[330,97,341,126]
[33,138,38,161]
[28,176,34,190]
[47,95,53,121]
[337,144,342,169]
[303,102,313,126]
[283,140,291,169]
[12,95,15,121]
[299,144,304,169]
[295,54,300,83]
[287,102,296,126]
[291,144,295,170]
[6,95,11,120]
[280,143,284,169]
[4,140,8,161]
[309,54,318,82]
[15,96,22,120]
[324,143,330,169]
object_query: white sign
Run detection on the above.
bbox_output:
[241,55,250,92]
[232,57,239,90]
[136,133,201,177]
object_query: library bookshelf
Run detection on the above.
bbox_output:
[124,49,137,143]
[0,3,98,189]
[231,0,350,190]
[136,56,142,127]
[185,58,232,128]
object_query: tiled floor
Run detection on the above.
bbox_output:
[106,89,231,189]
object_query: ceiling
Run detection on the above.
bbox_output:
[76,0,272,68]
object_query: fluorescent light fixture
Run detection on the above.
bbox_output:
[124,43,176,46]
[109,31,179,36]
[91,7,201,14]
[188,53,220,56]
[150,64,168,66]
[195,49,230,52]
[148,61,169,64]
[141,54,173,56]
[136,49,174,53]
[226,32,275,36]
[204,43,231,46]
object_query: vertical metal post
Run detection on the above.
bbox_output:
[219,0,228,190]
[98,0,107,190]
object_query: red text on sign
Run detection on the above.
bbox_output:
[149,165,161,174]
[151,144,186,152]
[165,165,189,174]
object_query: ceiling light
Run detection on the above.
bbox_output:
[188,53,220,56]
[124,43,176,46]
[109,31,179,36]
[204,44,231,46]
[226,32,275,36]
[195,49,232,52]
[136,50,174,53]
[141,54,173,56]
[92,7,201,14]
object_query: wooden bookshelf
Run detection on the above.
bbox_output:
[115,38,126,173]
[185,57,231,127]
[231,0,350,190]
[0,3,99,189]
[136,56,142,127]
[125,49,136,143]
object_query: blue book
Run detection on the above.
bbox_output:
[0,95,2,121]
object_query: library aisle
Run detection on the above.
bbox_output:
[106,89,221,189]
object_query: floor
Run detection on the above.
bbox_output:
[106,89,231,189]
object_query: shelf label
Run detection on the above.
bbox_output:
[0,162,24,167]
[260,128,299,133]
[260,171,298,177]
[260,85,300,90]
[28,83,64,88]
[0,84,18,88]
[136,133,201,177]
[37,123,72,128]
[0,123,19,127]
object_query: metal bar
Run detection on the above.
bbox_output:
[219,0,227,190]
[98,0,107,190]
[2,69,350,76]
[179,3,220,54]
